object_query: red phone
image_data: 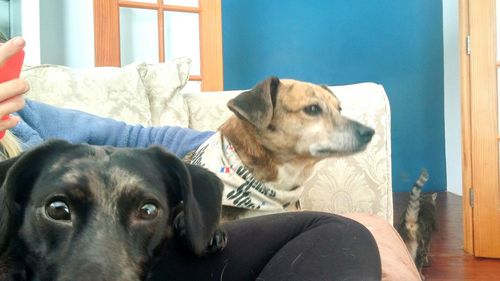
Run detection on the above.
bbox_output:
[0,49,25,139]
[0,49,25,83]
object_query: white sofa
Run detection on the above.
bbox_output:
[21,60,423,280]
[21,58,393,223]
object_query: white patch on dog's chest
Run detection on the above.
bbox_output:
[272,163,313,190]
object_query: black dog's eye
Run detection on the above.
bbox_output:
[46,200,71,221]
[137,203,159,220]
[303,104,322,116]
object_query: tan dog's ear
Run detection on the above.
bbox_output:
[227,76,280,128]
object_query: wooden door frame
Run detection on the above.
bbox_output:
[461,0,500,257]
[94,0,121,67]
[459,0,474,255]
[93,0,223,91]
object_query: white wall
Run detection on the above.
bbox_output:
[443,0,462,195]
[39,0,94,68]
[10,0,40,65]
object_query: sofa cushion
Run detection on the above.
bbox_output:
[21,63,151,125]
[137,57,191,127]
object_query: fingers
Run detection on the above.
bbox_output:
[0,115,20,132]
[0,37,25,67]
[0,78,29,102]
[0,93,25,116]
[0,84,26,130]
[0,93,24,132]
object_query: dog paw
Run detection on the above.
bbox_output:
[204,227,227,255]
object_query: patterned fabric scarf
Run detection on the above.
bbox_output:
[190,132,304,211]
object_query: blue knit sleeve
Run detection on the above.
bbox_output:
[13,100,214,157]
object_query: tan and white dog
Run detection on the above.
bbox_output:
[190,77,374,220]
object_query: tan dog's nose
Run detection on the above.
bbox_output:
[356,123,375,144]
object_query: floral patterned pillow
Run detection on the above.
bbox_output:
[21,63,152,125]
[137,57,191,127]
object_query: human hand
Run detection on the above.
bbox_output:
[0,37,28,132]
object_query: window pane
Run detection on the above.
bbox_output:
[164,11,200,75]
[165,0,198,7]
[181,80,202,93]
[120,8,159,65]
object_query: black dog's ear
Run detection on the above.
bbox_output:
[0,139,75,255]
[0,154,23,257]
[182,164,226,255]
[0,155,21,188]
[227,76,280,129]
[146,147,223,256]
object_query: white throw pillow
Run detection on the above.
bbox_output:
[137,57,191,127]
[21,63,152,125]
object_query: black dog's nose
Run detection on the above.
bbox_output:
[356,124,375,143]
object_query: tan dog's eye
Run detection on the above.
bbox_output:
[46,200,71,221]
[303,104,322,116]
[137,202,159,220]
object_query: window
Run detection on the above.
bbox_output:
[93,0,223,91]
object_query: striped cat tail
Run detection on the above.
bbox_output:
[405,169,429,223]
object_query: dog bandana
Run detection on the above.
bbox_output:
[190,132,304,211]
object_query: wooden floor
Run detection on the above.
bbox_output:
[393,192,500,281]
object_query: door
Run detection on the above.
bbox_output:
[461,0,500,258]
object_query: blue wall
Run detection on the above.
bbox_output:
[222,0,446,192]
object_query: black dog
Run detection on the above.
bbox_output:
[0,140,226,281]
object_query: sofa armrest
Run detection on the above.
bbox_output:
[344,213,420,281]
[184,83,393,223]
